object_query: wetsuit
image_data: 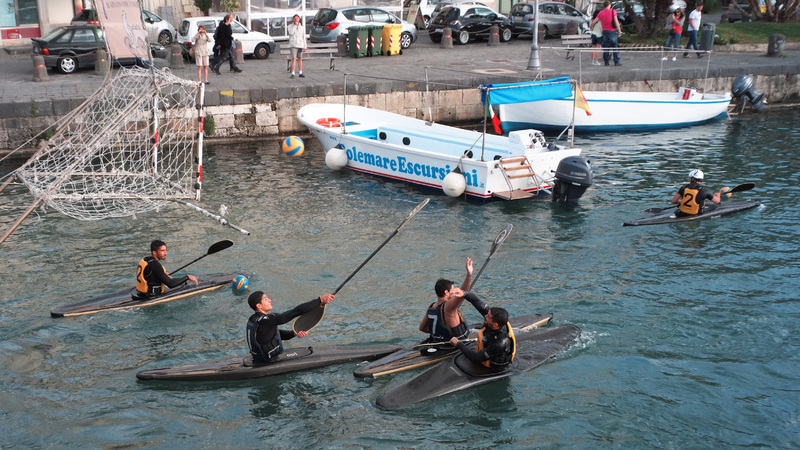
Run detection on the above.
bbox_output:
[425,291,491,342]
[135,256,190,298]
[676,182,716,216]
[455,323,516,371]
[246,298,323,364]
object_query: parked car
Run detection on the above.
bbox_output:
[509,1,589,38]
[309,7,417,49]
[610,1,646,30]
[176,17,277,60]
[428,4,512,44]
[71,8,178,46]
[31,25,166,74]
[430,1,487,22]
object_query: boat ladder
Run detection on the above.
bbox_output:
[492,156,547,200]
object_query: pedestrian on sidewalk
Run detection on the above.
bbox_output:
[191,25,211,84]
[287,14,306,78]
[663,7,684,61]
[590,10,603,66]
[684,3,704,58]
[211,14,242,74]
[590,0,622,66]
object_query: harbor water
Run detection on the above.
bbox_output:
[0,109,798,449]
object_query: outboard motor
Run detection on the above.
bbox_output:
[731,75,766,111]
[552,156,593,205]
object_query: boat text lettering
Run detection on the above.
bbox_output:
[345,145,482,187]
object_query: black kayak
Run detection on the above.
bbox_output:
[353,313,553,379]
[375,324,581,410]
[623,201,760,226]
[136,343,403,381]
[50,274,236,317]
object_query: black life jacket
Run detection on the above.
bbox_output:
[476,323,516,369]
[246,313,284,363]
[426,301,468,342]
[135,256,163,296]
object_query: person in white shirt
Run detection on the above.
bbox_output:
[287,14,307,78]
[684,3,704,58]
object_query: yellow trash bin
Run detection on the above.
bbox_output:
[381,24,402,56]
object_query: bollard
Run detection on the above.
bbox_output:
[95,49,109,75]
[31,54,49,82]
[233,39,244,64]
[488,24,500,46]
[336,34,348,56]
[170,43,184,68]
[441,27,453,49]
[767,34,785,57]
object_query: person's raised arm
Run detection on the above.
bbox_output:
[460,257,473,290]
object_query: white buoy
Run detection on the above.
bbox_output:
[325,146,348,170]
[442,168,466,197]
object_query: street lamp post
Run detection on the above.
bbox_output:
[527,0,541,70]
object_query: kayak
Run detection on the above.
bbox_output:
[623,201,760,226]
[50,274,237,317]
[136,343,403,381]
[375,324,581,410]
[353,312,553,378]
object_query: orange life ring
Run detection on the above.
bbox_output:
[317,117,341,128]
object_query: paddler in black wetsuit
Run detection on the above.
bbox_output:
[246,290,335,364]
[450,306,516,372]
[419,258,475,343]
[135,240,198,299]
[671,169,722,217]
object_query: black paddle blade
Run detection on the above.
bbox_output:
[470,224,513,290]
[293,304,326,334]
[397,198,430,232]
[729,182,755,193]
[643,206,676,214]
[208,240,234,255]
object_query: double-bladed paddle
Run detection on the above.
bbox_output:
[643,182,755,214]
[469,224,513,290]
[293,198,430,334]
[172,240,234,274]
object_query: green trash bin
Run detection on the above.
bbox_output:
[367,25,384,56]
[348,26,369,58]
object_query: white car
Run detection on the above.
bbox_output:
[176,16,277,59]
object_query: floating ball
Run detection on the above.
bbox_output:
[282,136,304,157]
[720,186,732,199]
[232,275,249,293]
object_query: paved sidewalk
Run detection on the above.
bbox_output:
[1,36,798,107]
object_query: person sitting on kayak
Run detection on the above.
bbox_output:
[671,169,721,216]
[419,258,476,343]
[450,306,516,371]
[246,290,335,364]
[135,240,198,298]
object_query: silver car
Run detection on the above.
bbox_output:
[509,1,589,38]
[309,7,418,49]
[70,8,178,46]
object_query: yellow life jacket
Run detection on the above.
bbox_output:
[136,257,164,295]
[476,324,516,368]
[679,186,702,215]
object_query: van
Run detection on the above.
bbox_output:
[176,16,277,59]
[403,0,451,28]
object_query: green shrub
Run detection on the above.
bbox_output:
[204,114,215,136]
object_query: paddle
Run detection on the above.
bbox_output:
[469,224,513,290]
[172,240,234,274]
[293,198,430,334]
[413,338,476,351]
[643,182,755,214]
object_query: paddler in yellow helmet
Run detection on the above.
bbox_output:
[450,306,515,370]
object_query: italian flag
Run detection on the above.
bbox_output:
[486,96,503,134]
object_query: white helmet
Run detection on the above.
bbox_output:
[689,169,704,180]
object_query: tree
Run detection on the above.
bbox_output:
[220,0,242,13]
[194,0,212,16]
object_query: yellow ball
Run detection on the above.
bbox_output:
[721,186,732,199]
[282,136,304,157]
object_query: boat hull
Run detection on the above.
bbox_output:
[354,312,553,378]
[375,324,581,409]
[499,90,732,132]
[298,104,583,201]
[623,201,760,226]
[136,344,403,381]
[50,274,237,317]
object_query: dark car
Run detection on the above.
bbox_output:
[428,5,512,44]
[31,25,166,74]
[510,1,589,38]
[610,1,645,31]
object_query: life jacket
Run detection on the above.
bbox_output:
[246,313,284,363]
[679,183,704,215]
[427,302,468,342]
[135,256,163,296]
[476,323,516,369]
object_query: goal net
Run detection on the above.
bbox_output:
[15,66,201,220]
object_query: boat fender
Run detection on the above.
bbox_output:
[325,144,348,170]
[317,117,342,128]
[443,167,467,197]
